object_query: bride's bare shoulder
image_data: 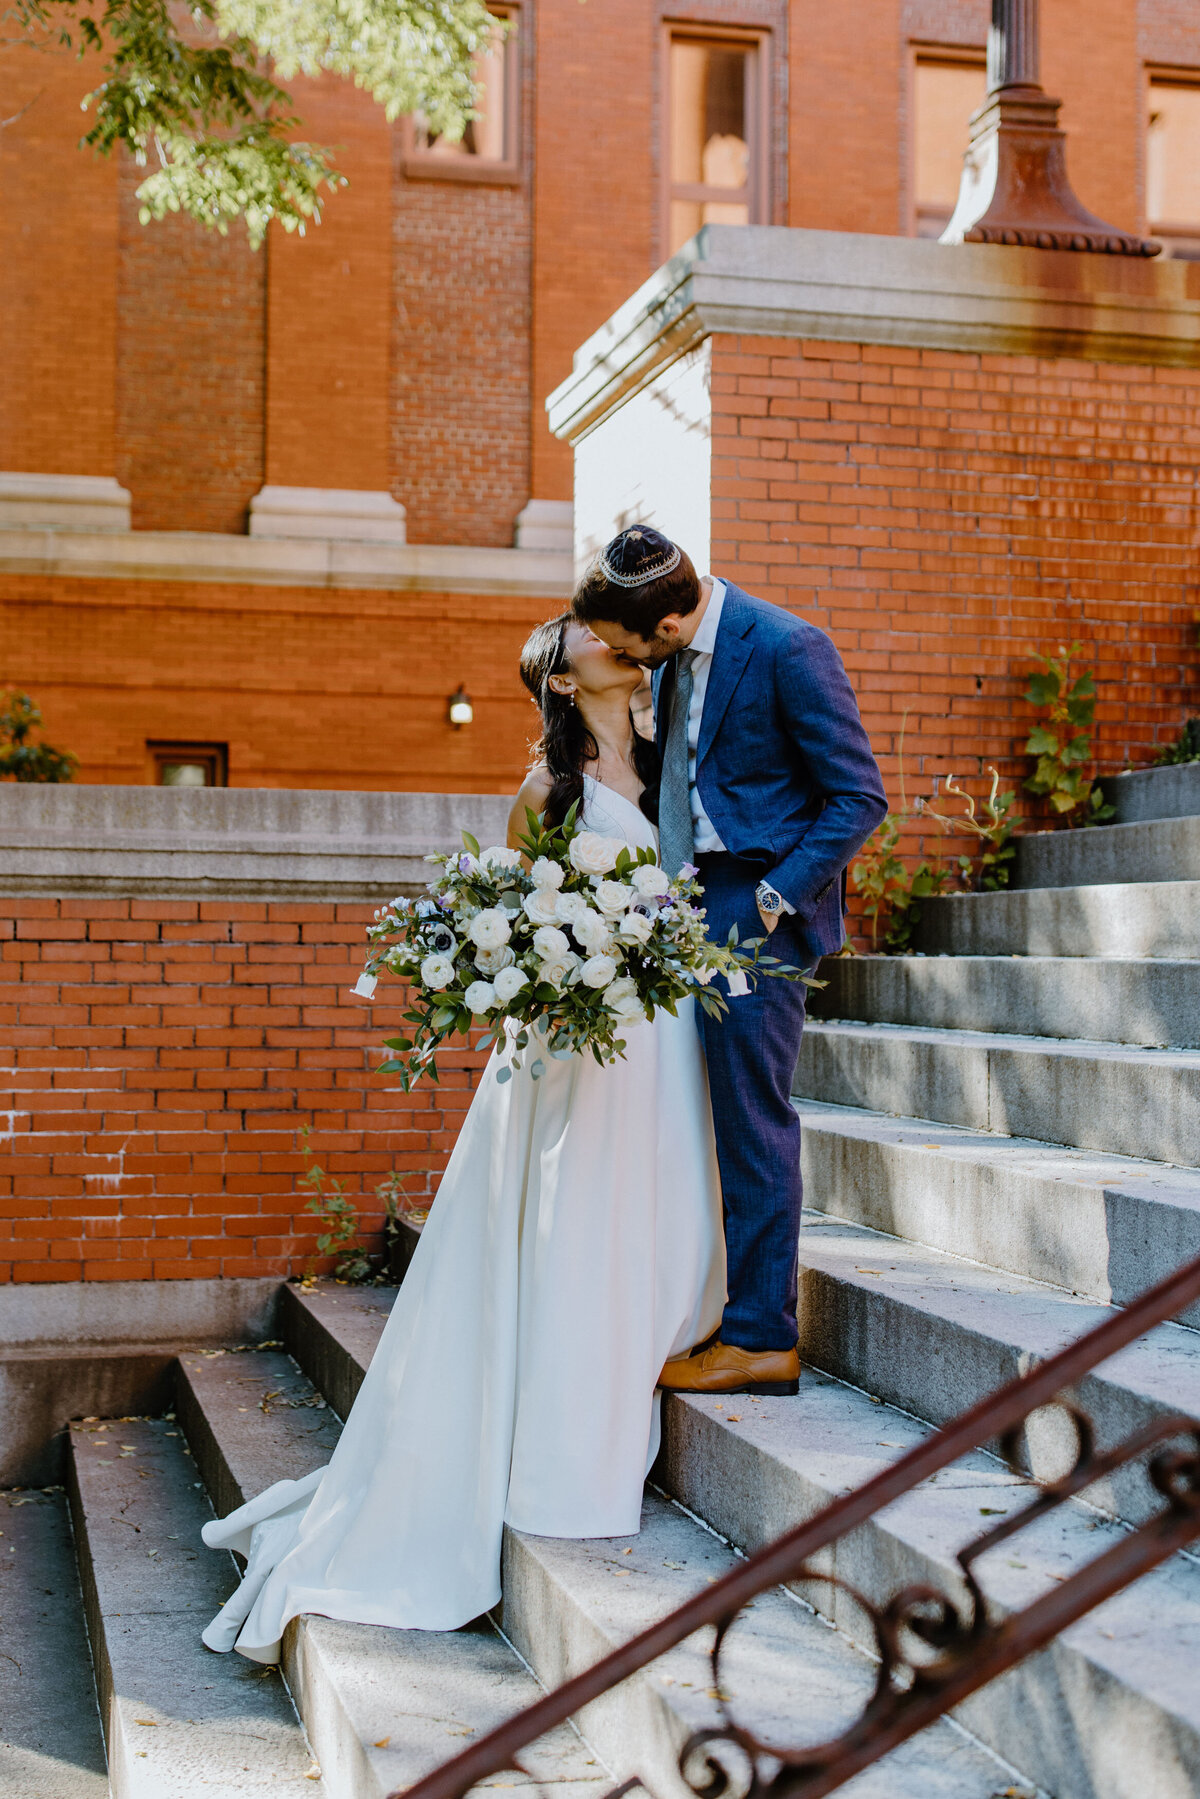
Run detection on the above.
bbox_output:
[506,765,555,849]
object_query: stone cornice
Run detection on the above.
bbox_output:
[0,526,573,600]
[0,786,513,899]
[547,225,1200,443]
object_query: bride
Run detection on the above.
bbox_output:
[200,613,726,1658]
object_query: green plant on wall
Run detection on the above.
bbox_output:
[0,692,78,783]
[1022,644,1113,826]
[1154,718,1200,766]
[917,768,1020,892]
[849,817,951,954]
[298,1125,375,1283]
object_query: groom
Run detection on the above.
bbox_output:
[573,528,887,1396]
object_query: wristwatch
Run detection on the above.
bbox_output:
[755,880,785,917]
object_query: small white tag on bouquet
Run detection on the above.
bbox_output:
[352,972,378,1000]
[726,970,750,998]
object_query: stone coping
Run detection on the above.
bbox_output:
[547,224,1200,442]
[1099,761,1200,825]
[0,1274,281,1346]
[0,526,572,598]
[0,785,513,898]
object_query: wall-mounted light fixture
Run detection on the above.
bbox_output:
[448,685,474,728]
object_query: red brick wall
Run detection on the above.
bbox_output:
[115,153,267,535]
[708,332,1200,853]
[0,576,550,789]
[0,898,482,1283]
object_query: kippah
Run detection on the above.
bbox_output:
[597,526,682,589]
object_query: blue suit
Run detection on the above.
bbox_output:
[654,583,887,1350]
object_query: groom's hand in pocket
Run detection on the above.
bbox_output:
[756,900,779,935]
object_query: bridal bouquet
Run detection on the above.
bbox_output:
[354,805,817,1090]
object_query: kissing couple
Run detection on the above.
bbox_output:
[201,526,888,1657]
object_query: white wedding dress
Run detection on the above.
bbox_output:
[201,777,726,1660]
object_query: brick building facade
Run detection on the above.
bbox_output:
[2,0,1199,791]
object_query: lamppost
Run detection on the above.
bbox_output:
[940,0,1159,255]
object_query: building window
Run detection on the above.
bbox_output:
[1147,75,1200,257]
[149,742,228,787]
[912,53,988,238]
[666,31,766,260]
[404,10,519,181]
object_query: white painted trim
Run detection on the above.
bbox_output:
[0,526,573,598]
[0,472,132,532]
[249,484,408,542]
[547,224,1200,442]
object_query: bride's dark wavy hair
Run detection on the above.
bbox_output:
[520,614,660,830]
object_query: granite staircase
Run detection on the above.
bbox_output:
[5,764,1199,1799]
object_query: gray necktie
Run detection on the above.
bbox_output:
[658,649,698,878]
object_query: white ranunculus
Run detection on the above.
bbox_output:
[631,862,670,898]
[532,925,570,961]
[473,944,515,976]
[481,845,523,874]
[618,910,654,945]
[463,979,497,1014]
[580,953,618,989]
[530,856,565,891]
[492,965,530,1006]
[568,831,619,878]
[555,889,589,925]
[523,888,562,927]
[537,952,579,990]
[594,879,634,917]
[420,953,456,991]
[467,908,512,951]
[571,909,612,954]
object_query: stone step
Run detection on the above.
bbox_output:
[501,1490,1022,1799]
[276,1288,1024,1797]
[915,879,1200,959]
[795,1019,1200,1166]
[0,1485,108,1799]
[795,1214,1200,1525]
[797,1100,1200,1327]
[810,955,1200,1049]
[177,1343,604,1799]
[1100,761,1200,824]
[1013,814,1200,890]
[67,1415,326,1798]
[657,1369,1200,1799]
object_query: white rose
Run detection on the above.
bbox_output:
[523,888,563,927]
[572,909,612,954]
[610,995,646,1030]
[631,863,670,898]
[463,979,497,1014]
[555,890,589,925]
[492,965,530,1006]
[467,908,512,951]
[618,910,654,945]
[480,846,523,876]
[532,925,570,961]
[420,953,456,991]
[568,831,619,878]
[594,879,634,918]
[602,976,638,1006]
[580,953,618,989]
[537,952,579,990]
[473,944,515,976]
[530,857,565,891]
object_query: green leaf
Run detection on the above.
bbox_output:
[1024,725,1060,757]
[495,1065,512,1084]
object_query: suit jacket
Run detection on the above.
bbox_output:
[653,582,888,957]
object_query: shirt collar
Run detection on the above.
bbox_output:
[688,577,726,658]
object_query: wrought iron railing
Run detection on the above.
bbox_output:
[395,1254,1200,1799]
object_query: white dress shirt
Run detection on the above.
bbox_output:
[684,578,728,854]
[682,577,794,913]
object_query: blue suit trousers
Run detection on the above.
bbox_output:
[694,851,813,1352]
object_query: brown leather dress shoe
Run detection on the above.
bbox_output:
[658,1340,801,1396]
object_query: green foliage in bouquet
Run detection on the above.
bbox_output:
[1023,644,1114,826]
[359,804,818,1091]
[0,692,78,783]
